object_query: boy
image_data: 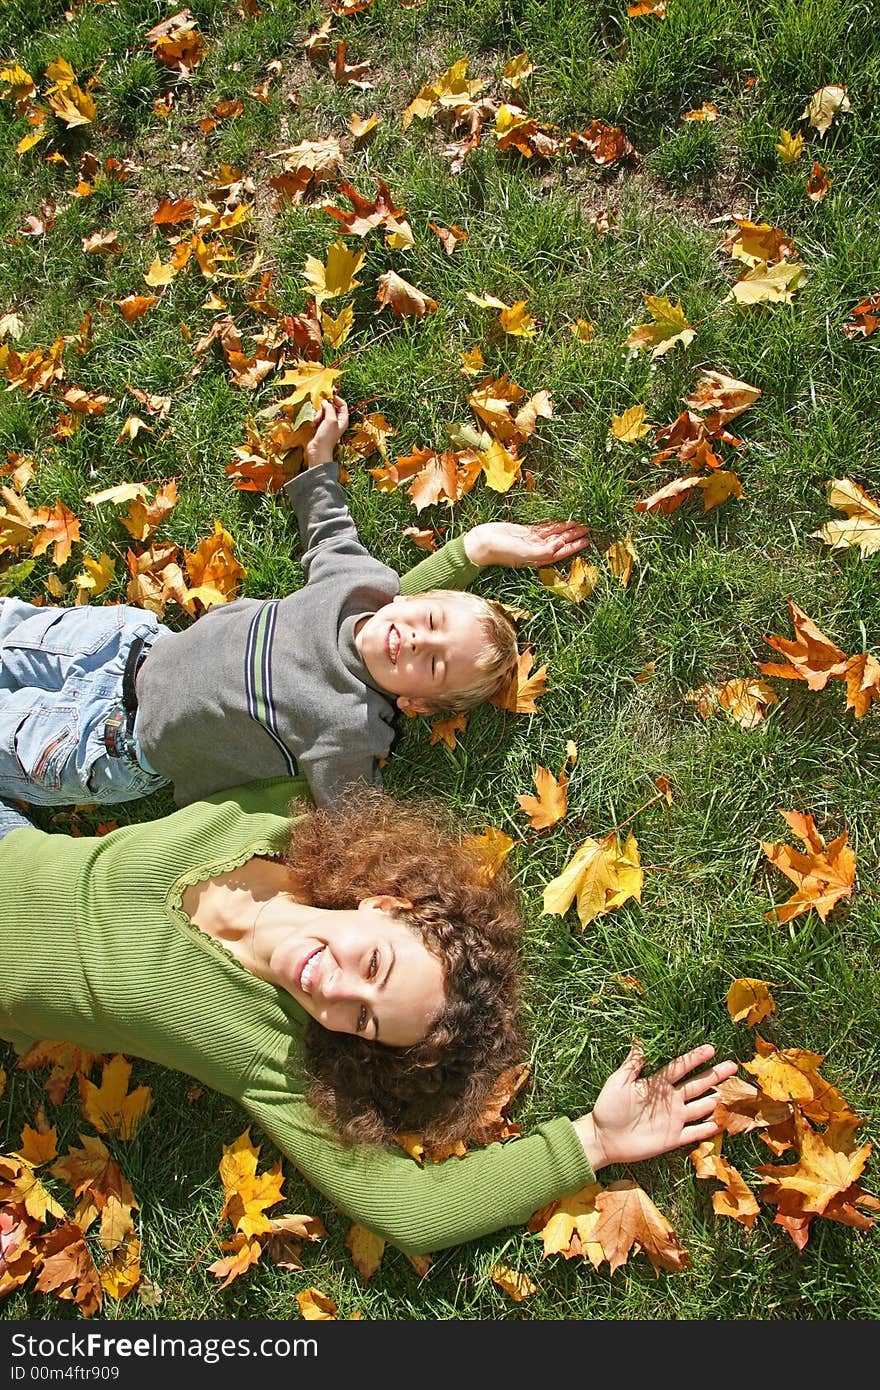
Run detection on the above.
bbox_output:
[0,396,588,810]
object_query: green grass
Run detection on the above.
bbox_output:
[1,0,879,1323]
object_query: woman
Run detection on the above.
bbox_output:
[0,780,735,1256]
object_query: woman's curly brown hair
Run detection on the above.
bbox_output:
[283,789,525,1147]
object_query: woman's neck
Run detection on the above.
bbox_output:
[181,857,311,979]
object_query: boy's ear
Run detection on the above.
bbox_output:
[396,695,433,715]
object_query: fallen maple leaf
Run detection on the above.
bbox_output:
[34,1222,102,1317]
[302,239,364,305]
[18,1041,103,1104]
[806,162,832,202]
[720,217,797,267]
[517,762,568,831]
[31,500,80,566]
[115,294,157,322]
[801,84,851,137]
[685,677,778,729]
[460,826,516,882]
[529,1181,604,1264]
[689,1137,761,1230]
[611,403,652,441]
[542,830,642,928]
[760,808,855,924]
[758,600,847,689]
[207,1233,263,1288]
[375,270,438,319]
[429,712,467,749]
[604,534,638,587]
[625,295,694,357]
[218,1129,285,1238]
[345,1222,385,1280]
[491,1263,537,1300]
[843,651,880,719]
[728,260,808,305]
[842,296,880,340]
[78,1055,152,1140]
[296,1286,338,1319]
[593,1180,690,1274]
[776,128,804,162]
[726,977,776,1027]
[489,648,548,713]
[811,478,880,557]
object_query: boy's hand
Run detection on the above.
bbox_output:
[462,520,590,568]
[573,1043,739,1171]
[304,395,349,468]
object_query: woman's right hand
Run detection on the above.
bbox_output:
[573,1043,739,1172]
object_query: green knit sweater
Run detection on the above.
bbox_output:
[0,778,594,1255]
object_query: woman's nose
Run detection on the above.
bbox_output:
[321,963,362,1004]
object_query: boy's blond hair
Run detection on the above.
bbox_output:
[417,590,519,715]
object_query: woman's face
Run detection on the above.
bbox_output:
[269,897,446,1047]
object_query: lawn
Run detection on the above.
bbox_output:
[1,0,879,1322]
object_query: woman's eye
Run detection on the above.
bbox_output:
[368,949,379,979]
[357,1005,368,1033]
[429,612,434,630]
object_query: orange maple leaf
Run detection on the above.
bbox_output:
[592,1180,690,1275]
[758,600,848,689]
[517,763,568,830]
[761,808,855,923]
[490,648,548,713]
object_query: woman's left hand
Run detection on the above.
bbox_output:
[463,520,591,568]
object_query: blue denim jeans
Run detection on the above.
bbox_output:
[0,796,34,841]
[0,598,171,806]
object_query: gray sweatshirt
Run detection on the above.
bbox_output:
[134,462,478,807]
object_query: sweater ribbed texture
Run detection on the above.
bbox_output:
[0,778,593,1254]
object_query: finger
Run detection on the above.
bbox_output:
[659,1043,717,1086]
[681,1119,724,1145]
[618,1041,644,1080]
[683,1093,720,1122]
[678,1058,738,1102]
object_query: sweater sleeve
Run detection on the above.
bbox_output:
[398,535,481,596]
[243,1086,594,1257]
[283,462,371,584]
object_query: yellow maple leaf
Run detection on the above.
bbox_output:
[625,295,695,357]
[491,1263,538,1300]
[776,128,804,162]
[728,261,808,305]
[302,239,364,304]
[502,53,535,88]
[460,826,516,882]
[345,1222,385,1280]
[611,403,651,441]
[78,1055,152,1140]
[75,552,116,601]
[538,555,599,603]
[296,1286,338,1319]
[604,534,638,587]
[275,360,343,411]
[570,318,596,342]
[320,303,354,349]
[726,978,776,1027]
[480,438,521,492]
[542,831,642,928]
[531,1182,604,1265]
[811,477,880,557]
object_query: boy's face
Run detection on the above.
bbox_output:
[355,592,487,713]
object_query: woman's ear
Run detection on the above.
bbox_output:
[358,894,414,914]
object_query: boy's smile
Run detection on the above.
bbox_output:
[354,591,489,713]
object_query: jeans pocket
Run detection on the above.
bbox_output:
[12,706,81,797]
[5,606,121,659]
